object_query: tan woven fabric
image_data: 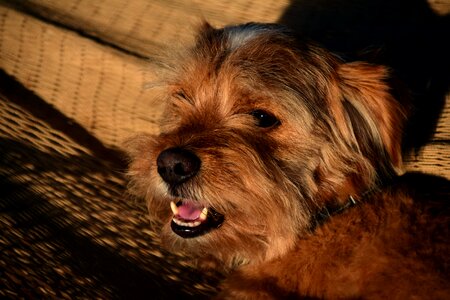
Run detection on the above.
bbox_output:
[404,95,450,178]
[0,92,219,298]
[428,0,450,14]
[14,0,290,57]
[0,6,162,149]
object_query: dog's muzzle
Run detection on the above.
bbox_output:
[157,147,224,238]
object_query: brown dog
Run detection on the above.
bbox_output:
[126,23,449,299]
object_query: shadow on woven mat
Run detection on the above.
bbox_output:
[0,138,220,299]
[1,180,185,299]
[0,70,127,167]
[280,0,450,152]
[0,71,221,298]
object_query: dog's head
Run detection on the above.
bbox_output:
[126,23,405,268]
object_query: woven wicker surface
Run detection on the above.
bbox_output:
[0,0,449,298]
[12,0,291,57]
[0,91,220,299]
[404,94,450,178]
[0,5,162,149]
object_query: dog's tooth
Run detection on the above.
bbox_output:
[186,221,201,227]
[170,201,179,215]
[199,207,208,221]
[173,218,201,228]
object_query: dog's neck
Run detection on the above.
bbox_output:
[313,187,380,228]
[315,195,358,226]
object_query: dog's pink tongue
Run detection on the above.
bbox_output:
[178,201,203,220]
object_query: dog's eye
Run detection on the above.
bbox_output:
[250,110,280,128]
[174,90,194,104]
[174,90,187,100]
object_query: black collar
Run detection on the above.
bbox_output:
[312,187,380,229]
[315,195,358,226]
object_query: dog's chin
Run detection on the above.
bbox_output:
[169,199,225,238]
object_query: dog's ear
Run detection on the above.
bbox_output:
[197,20,215,36]
[337,62,405,173]
[198,21,215,33]
[195,21,218,45]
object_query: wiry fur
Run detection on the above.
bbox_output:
[126,23,449,299]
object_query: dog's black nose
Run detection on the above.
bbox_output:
[157,147,201,185]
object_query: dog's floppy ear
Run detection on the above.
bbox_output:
[337,62,405,173]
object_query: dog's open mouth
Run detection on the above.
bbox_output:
[170,200,224,238]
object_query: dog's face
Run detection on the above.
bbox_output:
[127,23,404,267]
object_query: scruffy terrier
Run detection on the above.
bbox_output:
[126,23,449,299]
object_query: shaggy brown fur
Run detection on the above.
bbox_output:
[126,23,449,299]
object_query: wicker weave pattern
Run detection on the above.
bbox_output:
[0,6,162,149]
[0,96,219,299]
[404,94,450,179]
[17,0,290,57]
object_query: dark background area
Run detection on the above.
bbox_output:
[280,0,450,152]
